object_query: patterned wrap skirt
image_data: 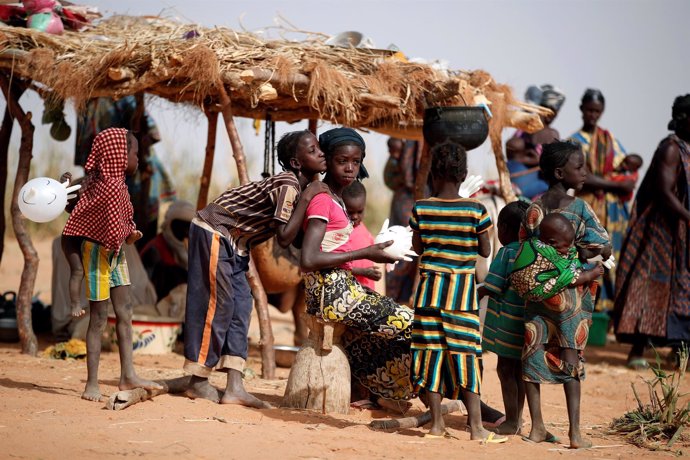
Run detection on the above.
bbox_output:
[303,268,414,401]
[522,283,597,384]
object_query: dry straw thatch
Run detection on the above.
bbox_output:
[0,14,548,139]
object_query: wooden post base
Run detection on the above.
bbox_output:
[282,316,351,414]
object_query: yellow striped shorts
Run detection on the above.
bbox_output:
[81,240,130,301]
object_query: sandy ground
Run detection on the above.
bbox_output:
[0,237,688,459]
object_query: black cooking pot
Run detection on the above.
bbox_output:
[422,106,489,151]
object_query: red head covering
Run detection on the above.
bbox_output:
[63,127,135,252]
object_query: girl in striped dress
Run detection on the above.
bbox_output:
[409,141,504,441]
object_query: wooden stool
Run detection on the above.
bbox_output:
[282,315,351,414]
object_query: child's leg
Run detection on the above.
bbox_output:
[561,348,591,449]
[461,388,492,440]
[495,356,524,434]
[110,284,162,391]
[292,287,308,346]
[61,236,86,317]
[524,381,548,441]
[82,299,108,401]
[217,254,270,409]
[183,226,238,403]
[427,391,445,436]
[514,360,526,429]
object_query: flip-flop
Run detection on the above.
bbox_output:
[424,431,457,440]
[483,415,506,429]
[481,432,508,444]
[350,399,376,410]
[521,434,560,444]
[626,358,649,370]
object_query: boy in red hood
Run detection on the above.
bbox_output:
[62,127,161,402]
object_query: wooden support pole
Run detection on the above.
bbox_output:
[217,84,276,380]
[0,103,15,263]
[130,93,152,236]
[196,108,218,210]
[489,132,517,204]
[414,141,430,201]
[308,119,317,136]
[0,73,37,355]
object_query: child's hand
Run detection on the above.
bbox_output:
[59,171,72,184]
[301,181,329,203]
[361,266,382,281]
[126,230,143,245]
[365,241,401,264]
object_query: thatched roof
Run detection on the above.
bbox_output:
[0,15,547,139]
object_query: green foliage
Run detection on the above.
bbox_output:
[610,345,690,451]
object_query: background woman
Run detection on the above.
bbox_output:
[569,88,634,311]
[613,94,690,369]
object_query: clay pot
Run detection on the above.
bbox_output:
[422,106,489,151]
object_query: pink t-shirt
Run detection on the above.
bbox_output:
[304,193,355,270]
[349,223,375,290]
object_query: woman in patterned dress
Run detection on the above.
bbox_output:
[614,95,690,369]
[568,89,634,311]
[300,127,414,410]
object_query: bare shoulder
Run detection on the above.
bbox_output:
[659,138,681,162]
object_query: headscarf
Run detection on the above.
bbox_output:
[318,127,369,179]
[63,127,135,252]
[161,200,195,269]
[525,84,566,112]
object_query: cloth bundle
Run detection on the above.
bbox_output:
[509,238,581,302]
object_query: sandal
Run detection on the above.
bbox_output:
[424,431,457,440]
[482,415,506,429]
[521,433,560,444]
[350,399,377,410]
[481,432,508,444]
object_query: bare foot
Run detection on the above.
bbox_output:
[525,428,559,443]
[376,398,412,416]
[220,389,272,409]
[185,378,220,403]
[469,425,493,441]
[119,376,164,392]
[569,432,592,449]
[428,419,446,437]
[81,382,102,402]
[493,420,522,435]
[70,304,86,318]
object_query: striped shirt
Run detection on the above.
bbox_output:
[197,171,300,256]
[410,197,492,274]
